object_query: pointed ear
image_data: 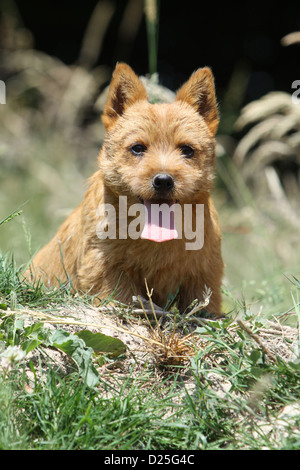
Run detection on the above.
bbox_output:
[176,67,219,136]
[102,63,148,130]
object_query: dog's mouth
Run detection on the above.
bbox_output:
[138,197,179,243]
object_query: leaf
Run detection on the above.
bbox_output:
[22,322,51,353]
[195,326,209,335]
[249,349,262,365]
[288,361,300,371]
[22,338,40,354]
[250,366,266,379]
[49,329,99,388]
[1,315,25,346]
[23,322,47,339]
[76,330,127,357]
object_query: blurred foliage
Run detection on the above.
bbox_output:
[234,92,300,209]
[0,2,300,317]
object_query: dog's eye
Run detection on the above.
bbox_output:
[130,144,147,156]
[180,145,194,158]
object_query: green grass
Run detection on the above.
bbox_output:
[1,246,300,450]
[1,315,300,450]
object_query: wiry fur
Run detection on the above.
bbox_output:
[29,63,224,314]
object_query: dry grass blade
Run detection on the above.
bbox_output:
[281,31,300,46]
[233,116,283,165]
[185,286,212,317]
[242,141,292,178]
[232,89,300,207]
[148,329,195,367]
[132,280,198,366]
[78,0,115,69]
[234,92,299,130]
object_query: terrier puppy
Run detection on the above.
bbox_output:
[29,63,224,315]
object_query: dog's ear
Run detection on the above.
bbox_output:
[176,67,219,136]
[102,63,148,130]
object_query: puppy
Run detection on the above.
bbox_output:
[29,63,224,315]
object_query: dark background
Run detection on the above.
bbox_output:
[1,0,300,305]
[11,0,300,102]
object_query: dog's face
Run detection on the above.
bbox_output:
[99,64,219,207]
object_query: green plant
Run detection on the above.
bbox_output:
[144,0,159,75]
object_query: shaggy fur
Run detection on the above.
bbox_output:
[29,63,224,314]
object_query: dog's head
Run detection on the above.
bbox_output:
[99,63,218,203]
[98,63,219,241]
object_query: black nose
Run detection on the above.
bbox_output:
[152,173,174,193]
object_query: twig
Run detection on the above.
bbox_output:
[3,308,171,350]
[237,319,277,362]
[259,329,285,336]
[130,308,170,318]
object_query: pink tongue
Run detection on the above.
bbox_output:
[141,200,178,242]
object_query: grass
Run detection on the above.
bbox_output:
[1,319,300,450]
[1,241,300,450]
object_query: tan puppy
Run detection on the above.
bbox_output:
[29,63,224,314]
